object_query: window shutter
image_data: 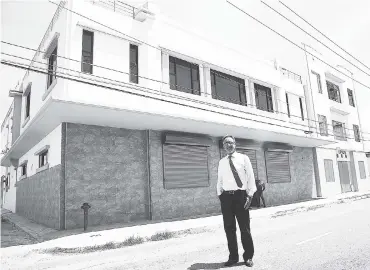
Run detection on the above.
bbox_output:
[163,144,209,189]
[266,151,291,183]
[358,161,366,179]
[324,159,335,182]
[237,149,258,179]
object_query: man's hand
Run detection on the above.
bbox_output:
[244,195,252,210]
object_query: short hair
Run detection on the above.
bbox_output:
[222,135,235,143]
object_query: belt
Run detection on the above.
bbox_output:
[223,190,246,195]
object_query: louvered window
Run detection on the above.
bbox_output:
[163,134,211,189]
[266,151,291,183]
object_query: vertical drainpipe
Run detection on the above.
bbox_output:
[146,130,152,220]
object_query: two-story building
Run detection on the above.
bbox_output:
[0,0,351,230]
[303,45,370,198]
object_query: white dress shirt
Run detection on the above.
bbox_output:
[217,151,257,197]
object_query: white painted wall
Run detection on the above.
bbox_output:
[353,152,370,192]
[49,0,317,146]
[316,147,342,197]
[2,165,17,212]
[18,124,62,179]
[306,47,363,153]
[19,5,68,136]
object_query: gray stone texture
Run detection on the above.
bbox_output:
[149,131,221,220]
[16,165,61,229]
[64,124,148,229]
[259,147,314,206]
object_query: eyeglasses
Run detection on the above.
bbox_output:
[223,141,235,145]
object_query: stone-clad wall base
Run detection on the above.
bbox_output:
[16,165,61,229]
[64,123,148,229]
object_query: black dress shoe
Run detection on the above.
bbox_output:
[224,259,239,267]
[245,259,254,267]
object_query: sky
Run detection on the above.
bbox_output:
[1,0,370,134]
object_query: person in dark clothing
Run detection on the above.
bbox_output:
[254,180,266,208]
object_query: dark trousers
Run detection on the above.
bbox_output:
[219,190,254,261]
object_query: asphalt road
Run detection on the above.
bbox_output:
[3,198,370,270]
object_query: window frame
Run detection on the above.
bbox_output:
[22,82,32,125]
[47,46,58,88]
[254,83,274,112]
[265,151,291,183]
[318,114,328,136]
[129,44,139,84]
[312,71,322,93]
[353,124,361,142]
[347,89,355,107]
[162,133,212,189]
[286,93,290,118]
[81,29,94,74]
[38,150,48,168]
[21,163,27,177]
[326,80,342,103]
[299,97,304,121]
[169,56,201,95]
[332,120,347,141]
[358,161,366,179]
[211,69,246,105]
[324,159,335,182]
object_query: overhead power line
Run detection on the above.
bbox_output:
[2,58,325,136]
[4,45,367,136]
[261,0,370,78]
[3,55,369,142]
[0,41,325,127]
[226,0,370,91]
[1,53,319,133]
[279,0,370,72]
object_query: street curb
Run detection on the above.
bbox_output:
[269,193,370,218]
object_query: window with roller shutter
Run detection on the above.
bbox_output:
[163,133,211,189]
[265,151,291,183]
[220,148,258,179]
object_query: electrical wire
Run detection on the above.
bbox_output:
[278,0,370,72]
[3,40,366,135]
[3,56,369,142]
[226,0,370,91]
[260,0,370,78]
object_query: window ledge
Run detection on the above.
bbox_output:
[34,145,50,156]
[36,163,49,174]
[22,116,30,128]
[19,175,27,181]
[42,79,57,101]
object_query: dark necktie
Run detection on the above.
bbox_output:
[228,155,243,188]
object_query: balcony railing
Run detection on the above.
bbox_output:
[89,0,136,18]
[280,67,302,84]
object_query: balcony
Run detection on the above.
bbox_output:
[280,67,302,84]
[88,0,154,21]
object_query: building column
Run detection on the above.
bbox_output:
[161,52,169,92]
[248,80,256,108]
[203,65,212,99]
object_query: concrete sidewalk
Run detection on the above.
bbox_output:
[2,191,370,251]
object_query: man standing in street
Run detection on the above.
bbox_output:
[217,135,257,267]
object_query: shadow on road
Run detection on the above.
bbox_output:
[187,262,245,269]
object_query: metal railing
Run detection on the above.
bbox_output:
[90,0,136,18]
[280,67,302,84]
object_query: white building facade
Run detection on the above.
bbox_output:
[303,46,370,197]
[1,0,367,229]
